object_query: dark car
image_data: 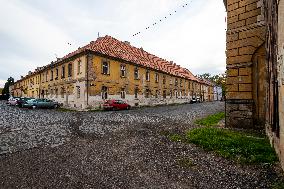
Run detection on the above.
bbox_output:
[17,97,34,108]
[190,97,201,103]
[103,100,131,110]
[23,98,59,109]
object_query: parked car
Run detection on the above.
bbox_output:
[17,97,35,108]
[190,97,201,104]
[22,98,59,109]
[8,96,20,106]
[103,100,131,110]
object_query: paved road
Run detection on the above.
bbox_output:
[0,101,281,188]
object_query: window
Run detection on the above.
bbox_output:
[46,71,48,82]
[146,70,150,81]
[120,64,126,77]
[175,78,178,86]
[134,67,139,79]
[61,87,65,98]
[155,73,159,83]
[145,88,150,98]
[61,65,65,78]
[55,68,59,80]
[42,73,45,83]
[102,61,109,75]
[68,63,72,77]
[77,86,80,98]
[50,70,54,81]
[175,90,178,98]
[135,88,139,99]
[77,60,81,75]
[163,75,166,84]
[170,90,173,98]
[121,88,126,99]
[102,86,108,99]
[163,90,167,99]
[180,79,183,87]
[55,88,58,98]
[170,78,173,85]
[155,90,159,98]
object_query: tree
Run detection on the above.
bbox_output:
[2,77,14,95]
[197,72,226,99]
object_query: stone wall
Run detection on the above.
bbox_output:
[225,0,266,128]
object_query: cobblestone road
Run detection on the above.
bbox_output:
[0,101,282,188]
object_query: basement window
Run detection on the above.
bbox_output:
[135,88,139,99]
[121,88,126,99]
[102,86,108,99]
[145,88,150,98]
[77,86,80,98]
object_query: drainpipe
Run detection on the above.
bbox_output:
[86,52,89,107]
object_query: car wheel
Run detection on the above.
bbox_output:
[126,106,130,110]
[54,104,58,109]
[32,105,37,109]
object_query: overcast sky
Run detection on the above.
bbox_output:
[0,0,226,88]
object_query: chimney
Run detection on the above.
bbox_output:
[140,47,143,51]
[124,41,130,45]
[28,71,32,75]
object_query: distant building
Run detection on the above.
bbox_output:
[214,85,222,101]
[12,36,214,109]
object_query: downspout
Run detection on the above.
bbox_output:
[86,52,89,107]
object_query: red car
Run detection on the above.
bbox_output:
[103,100,131,110]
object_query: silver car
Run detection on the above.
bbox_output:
[23,98,59,109]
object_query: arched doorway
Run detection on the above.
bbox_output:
[252,43,266,127]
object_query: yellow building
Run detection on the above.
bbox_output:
[12,36,212,109]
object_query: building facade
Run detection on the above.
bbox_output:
[12,36,213,109]
[224,0,284,169]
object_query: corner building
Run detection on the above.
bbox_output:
[13,36,213,109]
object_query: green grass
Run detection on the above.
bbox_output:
[271,181,284,189]
[168,133,183,142]
[195,112,225,126]
[177,158,197,168]
[186,127,278,164]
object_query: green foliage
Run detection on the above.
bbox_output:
[168,133,183,142]
[197,72,226,98]
[177,158,196,168]
[186,127,278,164]
[2,77,14,95]
[195,112,225,126]
[271,181,284,189]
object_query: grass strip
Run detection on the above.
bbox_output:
[186,127,278,164]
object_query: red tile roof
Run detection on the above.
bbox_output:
[60,35,198,81]
[19,35,199,82]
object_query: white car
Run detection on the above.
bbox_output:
[8,97,20,106]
